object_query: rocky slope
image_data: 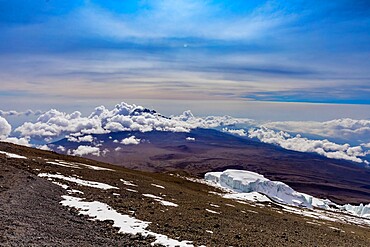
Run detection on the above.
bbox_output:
[1,142,370,246]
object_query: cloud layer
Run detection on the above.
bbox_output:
[15,102,255,143]
[248,127,369,164]
[264,118,370,145]
[2,101,370,164]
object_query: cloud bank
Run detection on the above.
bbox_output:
[248,127,369,164]
[2,101,370,164]
[15,102,255,143]
[264,118,370,145]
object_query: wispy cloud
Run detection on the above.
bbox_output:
[68,1,287,41]
[0,0,369,109]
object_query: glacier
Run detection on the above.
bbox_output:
[205,169,370,219]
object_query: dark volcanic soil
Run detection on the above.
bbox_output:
[0,155,155,246]
[1,142,370,247]
[52,129,370,205]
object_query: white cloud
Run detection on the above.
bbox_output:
[69,145,101,157]
[15,109,106,141]
[173,112,256,130]
[104,122,125,132]
[361,143,370,148]
[57,145,66,152]
[14,101,255,144]
[67,135,94,143]
[186,137,195,141]
[2,137,31,147]
[248,127,368,163]
[101,148,109,156]
[0,116,32,147]
[9,101,370,165]
[75,1,290,42]
[37,145,52,151]
[222,128,247,137]
[0,116,11,139]
[121,136,141,145]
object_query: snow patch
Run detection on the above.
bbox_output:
[60,196,194,246]
[143,194,163,200]
[38,173,118,190]
[78,163,115,171]
[120,179,138,187]
[125,188,138,193]
[205,209,220,214]
[47,161,81,169]
[143,194,178,207]
[151,183,165,189]
[0,151,27,159]
[52,181,69,189]
[68,189,84,194]
[157,200,178,207]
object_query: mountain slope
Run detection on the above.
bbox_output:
[51,128,370,205]
[1,142,370,246]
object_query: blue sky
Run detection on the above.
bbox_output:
[0,0,369,117]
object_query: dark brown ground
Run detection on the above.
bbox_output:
[1,142,370,247]
[53,129,370,205]
[0,153,156,246]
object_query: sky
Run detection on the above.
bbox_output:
[0,0,369,119]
